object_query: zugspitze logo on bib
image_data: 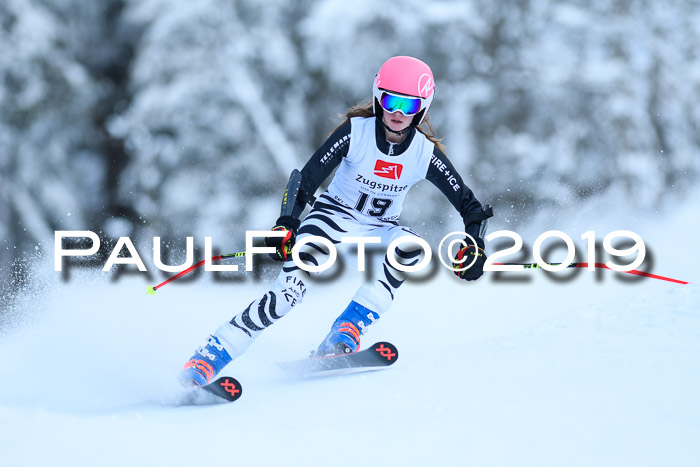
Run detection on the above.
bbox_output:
[374,160,403,180]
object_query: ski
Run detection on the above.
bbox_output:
[179,376,243,405]
[201,376,243,402]
[278,341,399,376]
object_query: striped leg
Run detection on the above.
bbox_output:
[182,193,418,379]
[351,225,426,316]
[317,225,426,354]
[207,194,363,361]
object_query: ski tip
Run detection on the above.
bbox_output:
[369,341,399,365]
[203,376,243,403]
[147,286,156,296]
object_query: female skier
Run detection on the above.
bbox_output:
[181,56,493,386]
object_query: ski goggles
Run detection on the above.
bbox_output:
[379,91,422,116]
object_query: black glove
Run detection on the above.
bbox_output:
[265,215,301,261]
[452,236,487,281]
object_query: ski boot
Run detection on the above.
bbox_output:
[315,301,380,356]
[180,335,232,387]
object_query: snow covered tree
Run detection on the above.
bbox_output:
[2,0,699,309]
[299,0,700,228]
[0,0,131,306]
[109,0,316,249]
[0,0,98,292]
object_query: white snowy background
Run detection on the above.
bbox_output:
[1,1,698,466]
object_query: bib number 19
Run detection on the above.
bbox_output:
[355,193,393,217]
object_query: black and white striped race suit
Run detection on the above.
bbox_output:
[211,117,489,359]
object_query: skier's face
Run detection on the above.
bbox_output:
[382,110,412,133]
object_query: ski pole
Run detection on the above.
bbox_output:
[493,262,690,284]
[147,251,248,295]
[148,171,304,296]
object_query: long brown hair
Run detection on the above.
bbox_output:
[332,100,446,153]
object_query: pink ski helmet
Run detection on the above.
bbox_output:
[372,56,435,126]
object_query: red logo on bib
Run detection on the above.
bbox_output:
[374,160,403,180]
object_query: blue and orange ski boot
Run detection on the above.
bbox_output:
[180,335,232,387]
[316,301,380,356]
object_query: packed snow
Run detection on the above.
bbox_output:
[0,191,697,467]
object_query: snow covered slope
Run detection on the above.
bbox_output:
[1,195,698,467]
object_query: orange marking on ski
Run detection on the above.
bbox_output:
[375,344,396,361]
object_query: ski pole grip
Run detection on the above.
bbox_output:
[479,204,493,238]
[280,169,302,218]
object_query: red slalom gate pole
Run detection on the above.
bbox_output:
[147,251,248,295]
[493,262,690,285]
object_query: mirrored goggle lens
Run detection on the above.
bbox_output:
[380,92,421,116]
